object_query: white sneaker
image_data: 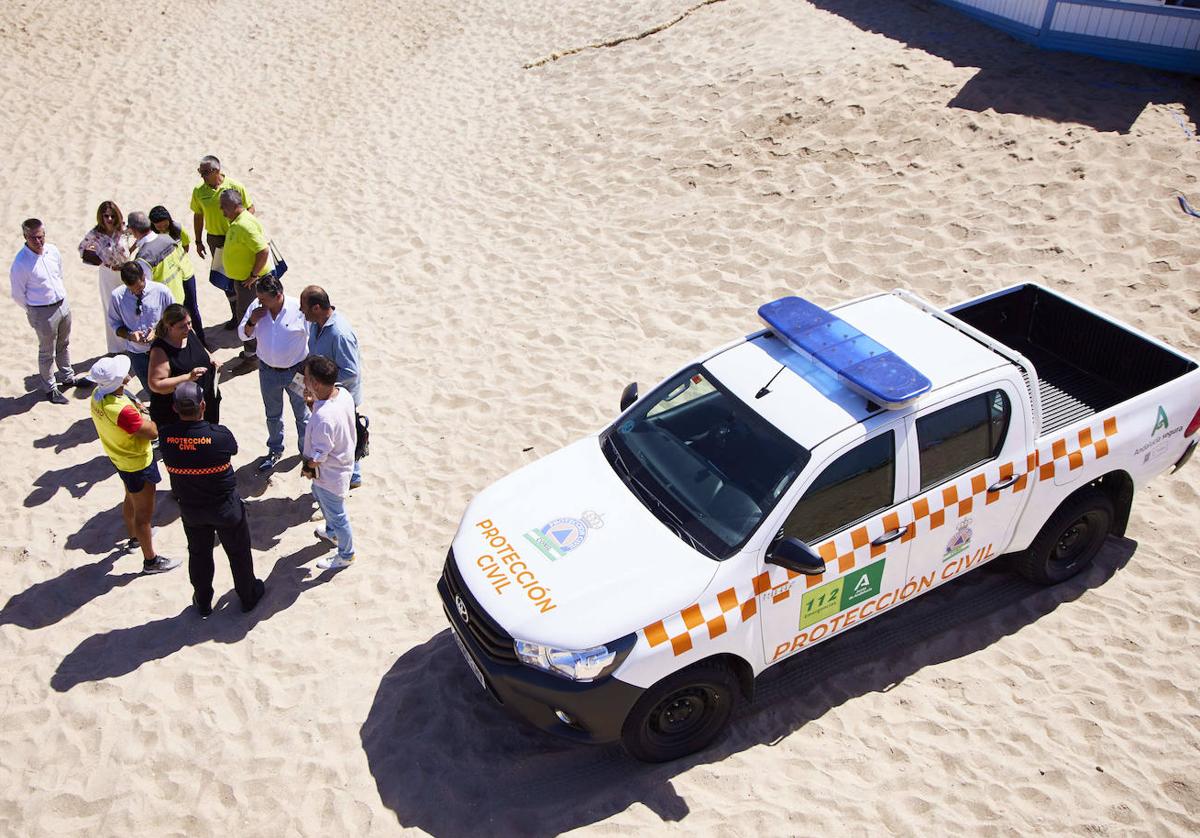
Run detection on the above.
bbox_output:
[317,555,355,570]
[314,527,337,545]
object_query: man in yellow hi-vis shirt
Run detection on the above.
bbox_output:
[190,155,253,329]
[220,189,269,365]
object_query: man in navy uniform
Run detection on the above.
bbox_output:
[159,381,265,616]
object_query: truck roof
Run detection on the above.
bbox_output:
[704,292,1010,449]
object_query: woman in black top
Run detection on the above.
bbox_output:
[148,304,219,427]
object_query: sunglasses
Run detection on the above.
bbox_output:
[135,295,143,316]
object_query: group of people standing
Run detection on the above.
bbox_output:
[9,155,367,616]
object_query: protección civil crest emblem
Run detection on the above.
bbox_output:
[524,511,602,561]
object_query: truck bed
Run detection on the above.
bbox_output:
[949,285,1197,436]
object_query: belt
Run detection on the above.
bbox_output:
[263,360,302,372]
[165,462,231,476]
[29,299,64,308]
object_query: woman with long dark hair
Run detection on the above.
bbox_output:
[78,200,129,354]
[149,205,207,347]
[147,304,219,428]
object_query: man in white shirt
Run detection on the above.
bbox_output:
[10,219,76,404]
[237,274,310,473]
[301,354,357,570]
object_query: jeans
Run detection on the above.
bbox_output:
[127,350,150,392]
[181,275,205,343]
[312,483,354,560]
[26,300,72,392]
[258,362,309,456]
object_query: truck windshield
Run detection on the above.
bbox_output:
[601,366,811,559]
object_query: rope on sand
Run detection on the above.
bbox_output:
[1171,110,1200,144]
[523,0,727,69]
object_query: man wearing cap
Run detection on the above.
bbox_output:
[108,261,174,392]
[190,155,253,329]
[127,211,184,304]
[160,381,265,616]
[238,274,309,473]
[10,218,76,404]
[301,285,365,488]
[88,355,178,574]
[221,189,270,365]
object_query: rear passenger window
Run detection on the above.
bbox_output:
[916,390,1010,491]
[783,431,895,544]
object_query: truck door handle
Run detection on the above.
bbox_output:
[988,475,1020,492]
[871,525,911,547]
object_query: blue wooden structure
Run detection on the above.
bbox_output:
[934,0,1199,74]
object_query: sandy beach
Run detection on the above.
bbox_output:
[1,0,1198,834]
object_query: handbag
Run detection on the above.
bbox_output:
[269,241,288,279]
[355,412,370,460]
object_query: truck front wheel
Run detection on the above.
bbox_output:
[1015,488,1114,585]
[621,661,737,762]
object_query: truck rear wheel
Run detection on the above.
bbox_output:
[620,661,737,762]
[1015,488,1114,585]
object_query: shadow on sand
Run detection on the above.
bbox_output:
[244,494,319,551]
[33,416,96,455]
[64,489,182,556]
[361,537,1135,836]
[50,542,339,691]
[25,454,113,508]
[806,0,1197,133]
[0,548,144,630]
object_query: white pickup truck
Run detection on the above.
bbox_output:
[438,284,1200,762]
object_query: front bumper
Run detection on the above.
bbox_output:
[437,552,644,745]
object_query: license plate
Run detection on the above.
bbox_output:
[451,627,486,691]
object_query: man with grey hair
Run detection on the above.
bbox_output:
[127,211,182,300]
[301,285,365,488]
[221,189,270,364]
[189,155,254,328]
[10,218,76,404]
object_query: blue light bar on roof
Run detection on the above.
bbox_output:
[758,296,932,409]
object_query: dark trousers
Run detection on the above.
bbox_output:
[234,280,258,355]
[181,275,206,345]
[183,497,258,609]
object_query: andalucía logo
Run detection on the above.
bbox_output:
[524,511,604,561]
[943,517,973,561]
[1153,406,1169,436]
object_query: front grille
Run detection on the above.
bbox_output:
[442,549,518,663]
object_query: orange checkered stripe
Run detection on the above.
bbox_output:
[641,415,1117,657]
[164,463,232,476]
[1036,416,1117,482]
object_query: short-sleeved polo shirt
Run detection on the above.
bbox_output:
[222,211,269,282]
[189,175,252,237]
[91,393,153,473]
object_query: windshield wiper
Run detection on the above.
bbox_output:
[628,464,720,560]
[603,435,720,560]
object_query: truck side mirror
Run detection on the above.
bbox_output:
[619,382,639,412]
[767,537,826,576]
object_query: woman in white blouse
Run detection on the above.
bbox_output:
[78,200,130,355]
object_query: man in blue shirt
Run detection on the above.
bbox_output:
[301,285,364,488]
[108,260,175,392]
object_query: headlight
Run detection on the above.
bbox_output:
[513,634,635,682]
